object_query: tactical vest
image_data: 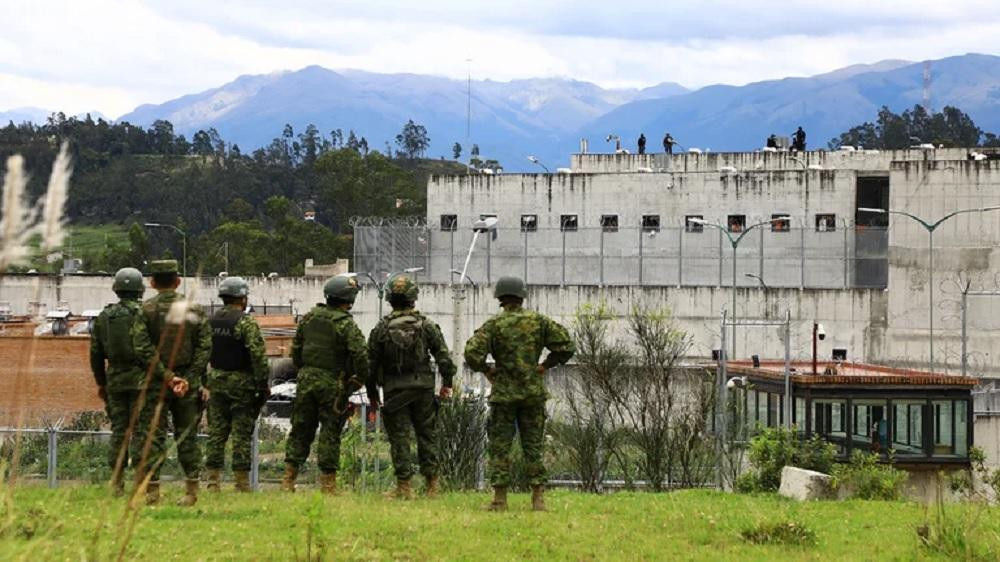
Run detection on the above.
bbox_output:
[102,301,138,368]
[210,308,251,371]
[299,307,350,374]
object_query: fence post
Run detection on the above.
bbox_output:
[374,408,381,489]
[758,227,764,280]
[47,428,58,488]
[250,417,260,491]
[718,229,724,287]
[360,401,367,492]
[843,221,849,288]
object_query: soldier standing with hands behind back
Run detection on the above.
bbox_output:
[141,259,212,506]
[464,276,575,512]
[367,274,456,499]
[204,277,270,493]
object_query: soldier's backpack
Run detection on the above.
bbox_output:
[103,303,138,368]
[384,314,427,375]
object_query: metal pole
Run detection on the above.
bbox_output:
[523,229,528,282]
[677,226,683,287]
[450,230,455,276]
[250,417,260,491]
[718,229,723,287]
[961,289,968,377]
[800,225,806,289]
[486,233,492,285]
[638,227,644,285]
[716,310,727,489]
[928,229,934,371]
[47,428,57,488]
[758,227,764,280]
[374,408,381,489]
[843,221,849,288]
[561,229,566,286]
[599,227,605,286]
[732,244,738,359]
[784,310,792,429]
[360,402,367,492]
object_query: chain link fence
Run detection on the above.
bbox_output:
[354,222,889,288]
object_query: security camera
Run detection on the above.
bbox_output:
[816,323,826,340]
[726,376,748,390]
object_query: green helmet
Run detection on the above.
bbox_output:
[112,267,144,294]
[494,276,527,299]
[218,276,249,298]
[385,273,418,302]
[323,274,360,303]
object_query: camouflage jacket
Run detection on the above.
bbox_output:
[207,306,270,400]
[292,304,369,394]
[367,308,456,394]
[464,305,575,403]
[89,298,163,392]
[141,289,212,389]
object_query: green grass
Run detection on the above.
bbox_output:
[2,486,997,560]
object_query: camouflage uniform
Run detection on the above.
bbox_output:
[368,302,456,485]
[464,283,575,492]
[205,305,269,475]
[284,303,369,475]
[141,276,212,483]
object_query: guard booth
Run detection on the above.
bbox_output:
[726,360,976,466]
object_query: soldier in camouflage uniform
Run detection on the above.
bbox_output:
[367,274,456,499]
[205,277,269,493]
[141,259,212,506]
[282,274,369,494]
[90,267,157,496]
[464,276,575,511]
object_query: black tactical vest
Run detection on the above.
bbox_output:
[210,308,252,371]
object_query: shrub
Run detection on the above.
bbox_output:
[436,397,488,491]
[741,520,816,546]
[831,450,907,500]
[739,426,835,492]
[918,481,1000,560]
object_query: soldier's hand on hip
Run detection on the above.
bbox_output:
[439,386,453,399]
[170,376,189,397]
[485,367,497,383]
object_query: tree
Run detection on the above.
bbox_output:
[452,142,462,160]
[829,104,993,149]
[394,120,430,159]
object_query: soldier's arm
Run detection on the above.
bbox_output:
[89,315,107,387]
[463,319,494,373]
[426,321,457,387]
[291,314,307,368]
[190,307,212,387]
[540,316,575,369]
[241,317,270,389]
[345,321,370,392]
[367,323,383,387]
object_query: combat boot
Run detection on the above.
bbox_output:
[234,471,251,493]
[176,479,199,507]
[486,486,507,511]
[206,469,221,492]
[425,475,440,498]
[531,485,546,512]
[392,478,413,500]
[319,472,337,495]
[281,464,298,492]
[144,481,161,506]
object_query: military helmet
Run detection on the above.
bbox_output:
[494,276,527,299]
[112,267,144,294]
[386,273,418,302]
[218,276,249,298]
[323,274,360,303]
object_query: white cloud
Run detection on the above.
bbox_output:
[2,0,1000,117]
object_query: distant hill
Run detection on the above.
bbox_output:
[578,54,1000,153]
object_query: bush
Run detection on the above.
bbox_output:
[741,520,816,546]
[738,426,836,492]
[436,397,488,491]
[831,451,907,500]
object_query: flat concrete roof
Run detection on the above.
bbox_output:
[727,360,978,388]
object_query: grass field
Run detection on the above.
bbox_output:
[2,485,998,560]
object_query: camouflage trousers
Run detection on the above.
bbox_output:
[488,398,547,487]
[167,386,204,479]
[106,389,143,472]
[382,390,439,481]
[284,371,349,474]
[206,389,259,472]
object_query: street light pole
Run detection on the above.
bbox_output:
[691,217,782,358]
[858,205,1000,371]
[527,156,550,173]
[144,222,187,293]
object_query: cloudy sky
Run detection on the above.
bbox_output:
[2,0,998,118]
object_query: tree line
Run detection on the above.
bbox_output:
[828,104,1000,150]
[0,113,458,275]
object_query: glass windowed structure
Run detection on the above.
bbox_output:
[727,361,975,465]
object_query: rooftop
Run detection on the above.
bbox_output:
[727,360,978,388]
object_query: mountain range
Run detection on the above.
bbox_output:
[8,53,1000,170]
